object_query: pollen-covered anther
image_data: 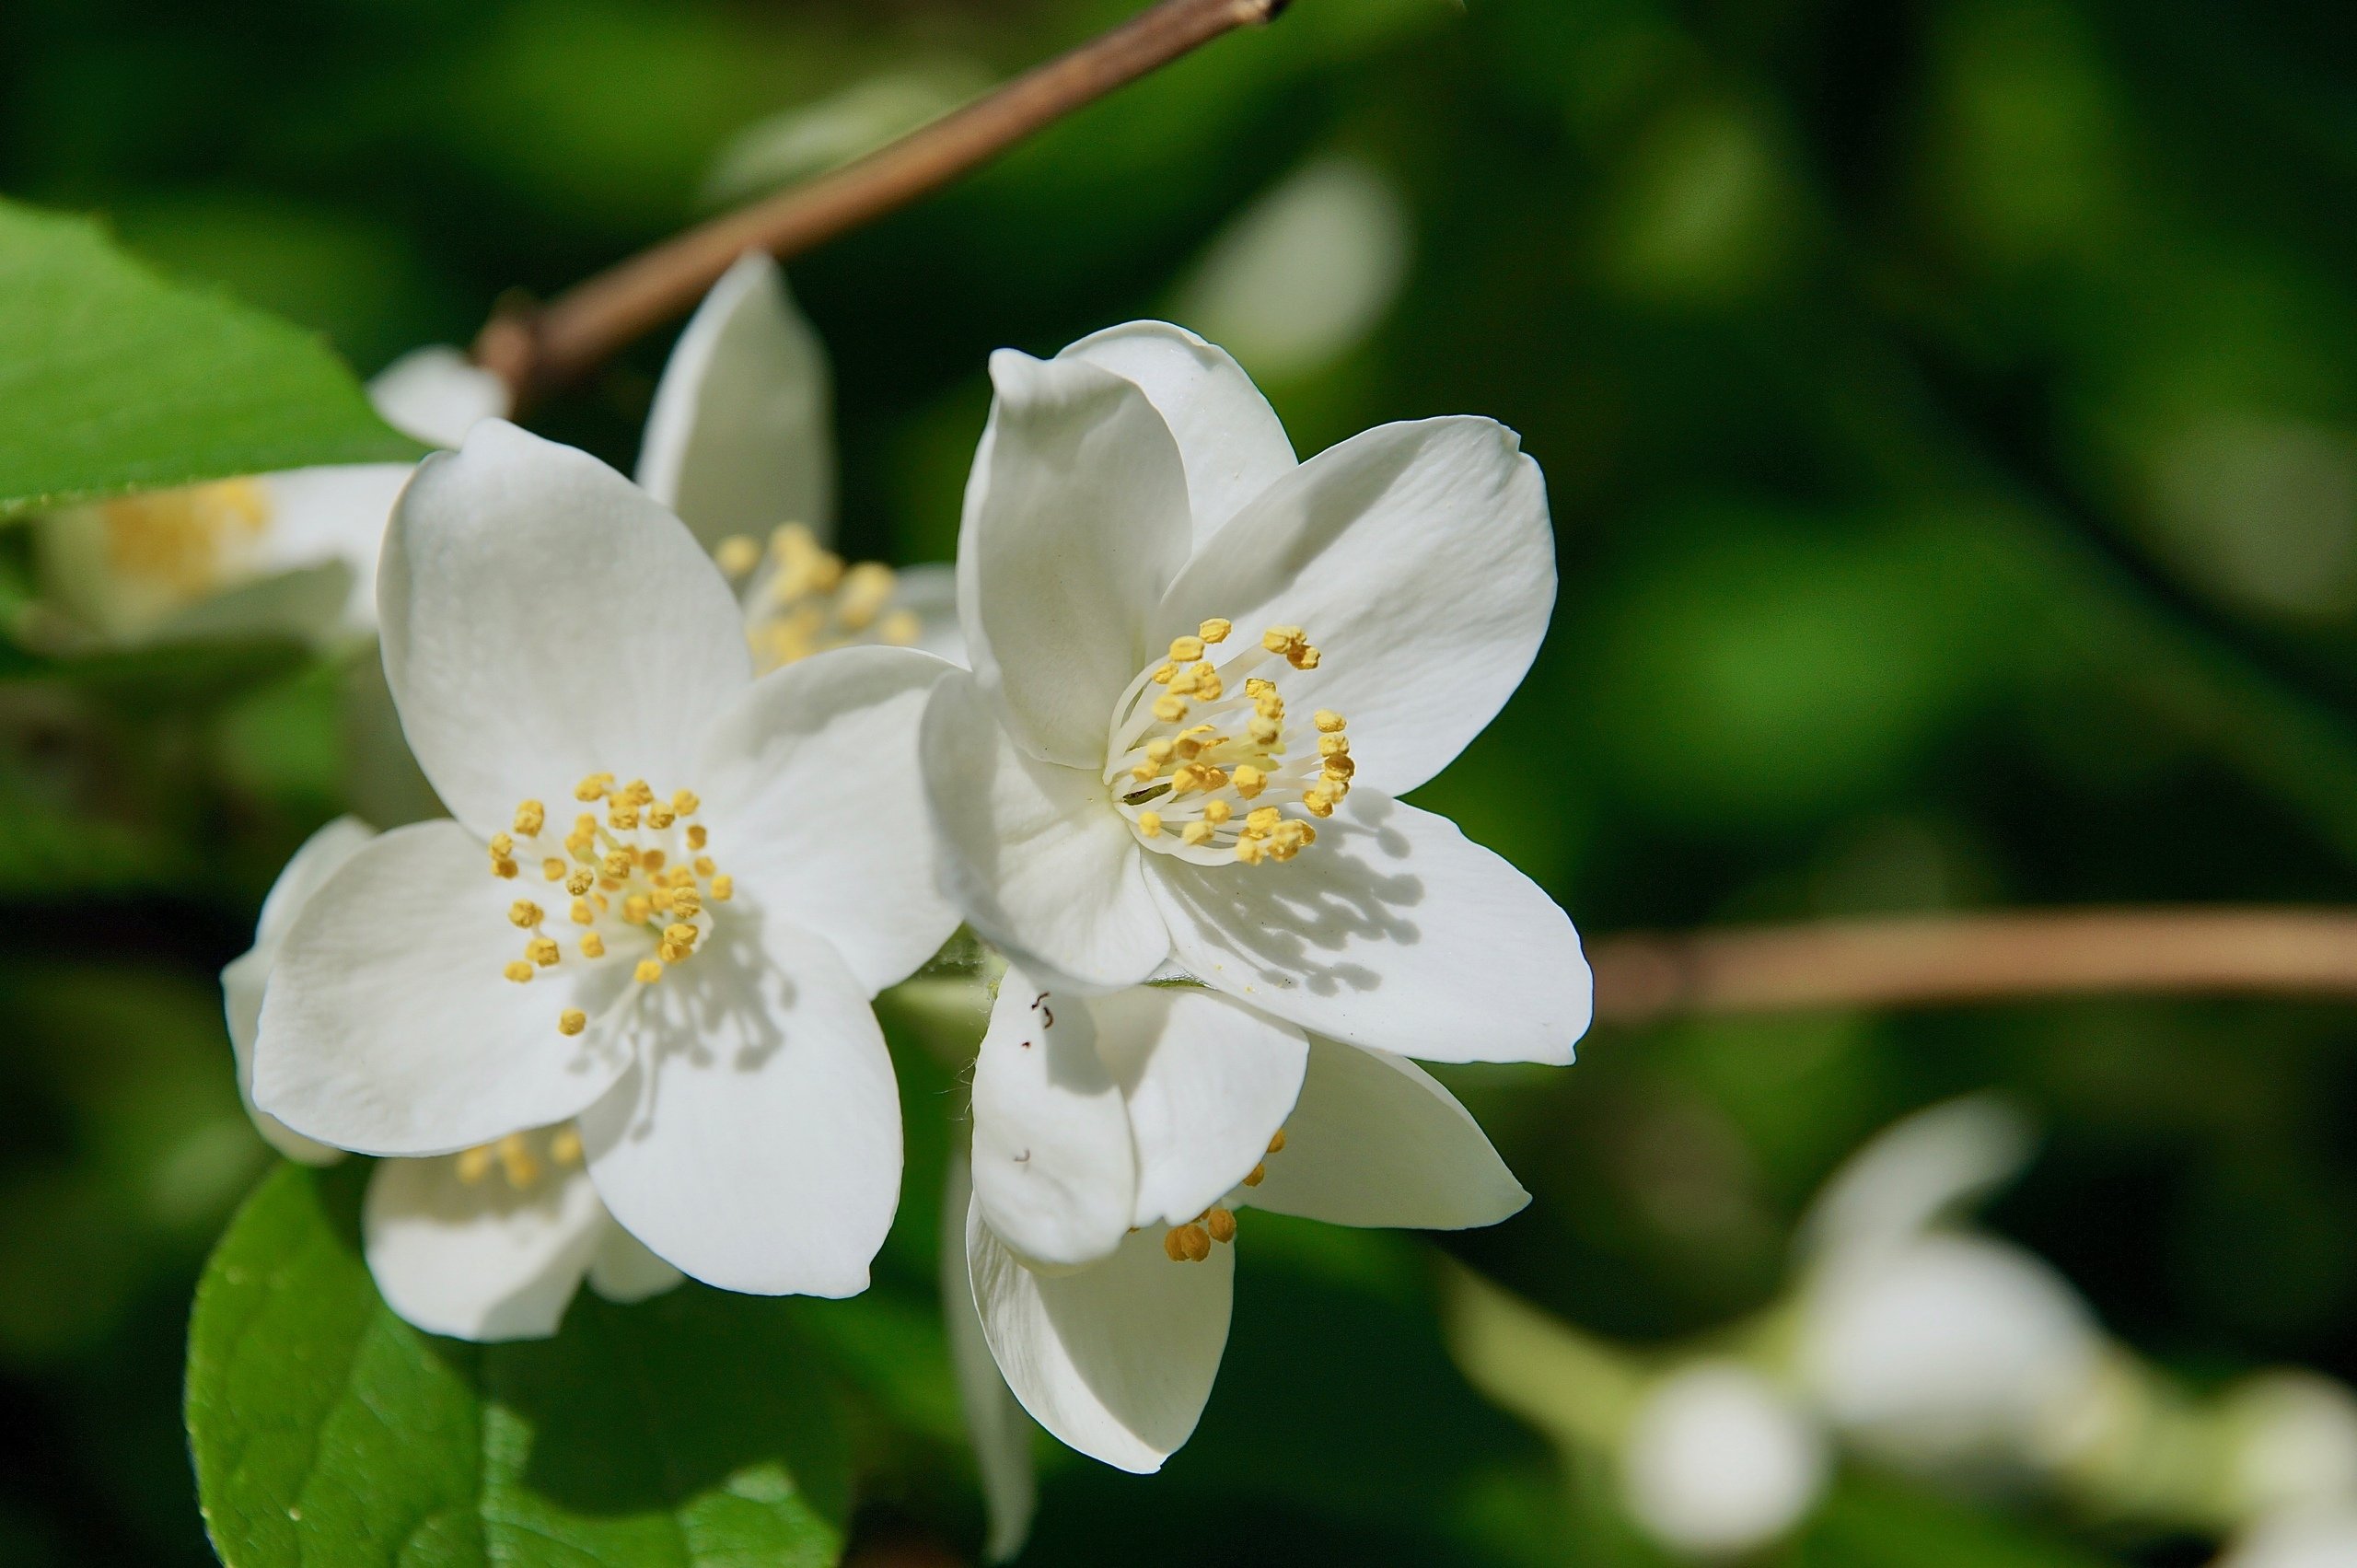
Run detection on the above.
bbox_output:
[1163,1223,1213,1263]
[508,900,543,928]
[558,1009,587,1037]
[635,958,665,984]
[1205,1207,1237,1244]
[526,937,560,968]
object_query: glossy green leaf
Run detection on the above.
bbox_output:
[187,1162,850,1568]
[0,199,417,517]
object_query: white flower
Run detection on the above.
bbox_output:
[226,815,686,1341]
[1620,1362,1829,1558]
[37,346,506,643]
[2215,1505,2357,1568]
[920,321,1588,1064]
[250,419,960,1297]
[1795,1097,2104,1473]
[636,251,962,670]
[958,968,1528,1472]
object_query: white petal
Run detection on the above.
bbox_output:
[944,1152,1039,1563]
[957,350,1192,766]
[1147,791,1589,1064]
[699,645,960,993]
[1086,986,1306,1229]
[584,1222,687,1304]
[967,1196,1232,1474]
[222,816,377,1165]
[251,464,413,633]
[636,251,835,552]
[379,421,752,841]
[363,1152,607,1342]
[252,820,632,1156]
[1059,321,1295,540]
[969,967,1136,1269]
[367,346,510,449]
[1244,1036,1527,1229]
[578,912,900,1296]
[1153,417,1554,795]
[921,670,1168,990]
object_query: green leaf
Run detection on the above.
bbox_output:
[187,1162,851,1568]
[0,199,419,517]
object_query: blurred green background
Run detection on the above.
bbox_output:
[5,0,2356,1562]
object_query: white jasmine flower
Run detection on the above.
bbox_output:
[1795,1097,2104,1473]
[2215,1505,2357,1568]
[1620,1362,1828,1558]
[921,321,1588,1063]
[636,251,961,670]
[959,969,1528,1472]
[37,346,505,643]
[250,419,959,1297]
[226,815,684,1341]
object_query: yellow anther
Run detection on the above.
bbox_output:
[1163,1227,1188,1262]
[527,937,560,967]
[1136,811,1164,836]
[642,849,667,873]
[551,1127,584,1165]
[670,888,702,918]
[598,851,631,881]
[1262,625,1302,653]
[1202,799,1233,826]
[878,609,921,646]
[1246,807,1283,834]
[566,869,595,897]
[540,858,565,881]
[838,562,898,630]
[1232,765,1267,798]
[1314,710,1346,734]
[496,1133,540,1189]
[1150,663,1178,686]
[503,960,534,983]
[652,888,676,914]
[489,833,514,860]
[635,958,665,984]
[1167,668,1200,696]
[1235,838,1267,865]
[1268,1128,1287,1154]
[1206,1207,1237,1244]
[1199,618,1232,644]
[660,942,691,963]
[621,779,654,807]
[1177,1224,1212,1262]
[1318,734,1351,759]
[492,858,519,879]
[687,825,708,851]
[1303,787,1337,819]
[1243,1162,1267,1187]
[711,875,734,901]
[1144,738,1174,763]
[646,806,676,830]
[1246,677,1276,699]
[1168,634,1205,662]
[559,1009,587,1037]
[671,790,700,816]
[580,932,606,958]
[693,856,716,877]
[1181,822,1215,846]
[565,899,589,925]
[714,534,761,578]
[575,773,612,802]
[1324,754,1356,781]
[456,1144,493,1183]
[1290,644,1321,670]
[509,900,543,927]
[623,894,653,924]
[1248,715,1282,746]
[1153,695,1188,723]
[1131,761,1159,783]
[514,800,546,835]
[663,923,698,948]
[608,804,641,830]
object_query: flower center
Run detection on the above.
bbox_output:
[453,1125,583,1190]
[99,478,273,594]
[1161,1127,1285,1262]
[485,776,737,1037]
[1105,620,1353,865]
[718,522,923,671]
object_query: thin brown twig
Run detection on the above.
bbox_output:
[473,0,1291,403]
[1589,907,2357,1023]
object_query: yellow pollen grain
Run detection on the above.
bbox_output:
[1163,1228,1188,1262]
[559,1009,587,1037]
[1199,618,1232,644]
[509,900,543,927]
[1236,838,1267,865]
[1304,788,1336,819]
[1150,662,1178,685]
[1268,1128,1287,1153]
[456,1145,493,1183]
[1136,811,1163,836]
[1314,710,1346,734]
[551,1127,584,1165]
[497,1134,539,1189]
[1202,800,1233,826]
[660,942,691,963]
[714,534,761,578]
[1246,807,1283,833]
[1181,822,1214,846]
[643,849,667,873]
[1290,644,1321,669]
[652,888,676,914]
[635,958,664,984]
[663,923,698,947]
[1319,734,1351,758]
[1247,677,1275,698]
[1324,754,1356,780]
[566,869,594,896]
[527,937,560,967]
[489,833,514,860]
[687,825,708,850]
[541,858,565,881]
[570,899,593,924]
[671,889,702,917]
[672,790,700,816]
[1144,738,1174,763]
[504,960,534,983]
[646,806,676,830]
[1233,765,1266,798]
[1168,634,1205,662]
[1206,1207,1237,1244]
[1248,715,1282,746]
[623,894,653,924]
[693,855,716,877]
[514,800,546,835]
[602,851,634,879]
[1153,695,1188,723]
[608,804,640,830]
[1178,1224,1212,1262]
[580,932,606,958]
[492,858,519,879]
[879,609,922,646]
[575,773,612,802]
[710,875,734,901]
[1243,1162,1267,1187]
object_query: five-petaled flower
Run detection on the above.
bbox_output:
[920,321,1591,1064]
[249,419,959,1297]
[956,968,1530,1473]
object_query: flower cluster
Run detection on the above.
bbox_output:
[226,267,1592,1538]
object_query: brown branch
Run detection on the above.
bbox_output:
[1590,907,2357,1023]
[474,0,1291,402]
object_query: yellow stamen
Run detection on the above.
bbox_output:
[514,800,546,835]
[1243,1162,1267,1187]
[580,932,606,958]
[508,900,543,928]
[714,535,761,578]
[635,958,664,984]
[503,960,534,983]
[559,1009,587,1036]
[527,937,560,967]
[1199,618,1232,644]
[1135,811,1163,836]
[1206,1207,1237,1244]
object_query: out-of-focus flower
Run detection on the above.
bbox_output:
[250,421,958,1298]
[637,251,961,669]
[36,347,505,644]
[1795,1097,2104,1474]
[921,320,1588,1067]
[225,816,682,1341]
[2213,1505,2357,1568]
[701,64,990,207]
[1171,155,1411,381]
[1620,1362,1829,1558]
[2222,1372,2357,1521]
[957,970,1527,1472]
